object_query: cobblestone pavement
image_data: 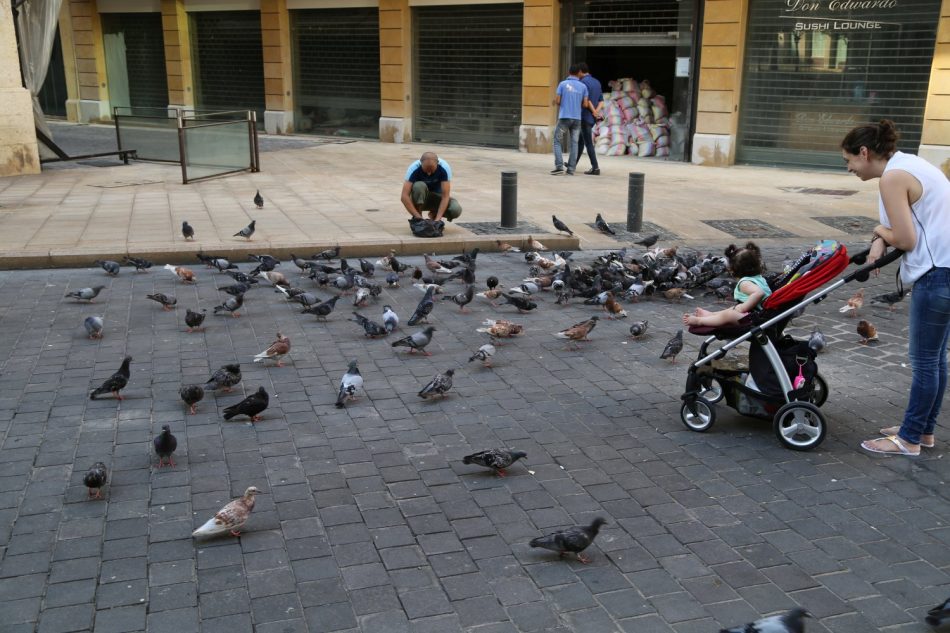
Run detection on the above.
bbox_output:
[0,244,947,633]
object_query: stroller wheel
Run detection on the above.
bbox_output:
[699,377,724,404]
[773,402,826,450]
[807,373,828,407]
[680,398,716,432]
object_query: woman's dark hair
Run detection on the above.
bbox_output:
[725,242,763,278]
[840,119,899,158]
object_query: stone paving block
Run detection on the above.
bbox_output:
[145,607,200,633]
[304,602,358,633]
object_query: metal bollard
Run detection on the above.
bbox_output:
[627,172,644,232]
[500,171,518,229]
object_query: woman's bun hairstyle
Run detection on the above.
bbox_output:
[841,119,899,158]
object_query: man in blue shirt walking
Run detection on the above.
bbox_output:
[551,64,589,176]
[576,62,604,175]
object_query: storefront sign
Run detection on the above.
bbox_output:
[783,105,867,150]
[783,0,899,30]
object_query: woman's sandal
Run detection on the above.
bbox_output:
[861,435,921,456]
[880,426,935,448]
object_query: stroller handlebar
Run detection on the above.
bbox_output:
[844,247,903,283]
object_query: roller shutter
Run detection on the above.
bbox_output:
[101,13,169,111]
[192,11,265,120]
[293,8,380,138]
[737,0,941,169]
[573,0,685,46]
[414,4,523,147]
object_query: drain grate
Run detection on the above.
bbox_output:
[811,215,877,235]
[457,221,547,236]
[583,220,678,241]
[779,186,858,196]
[702,218,796,238]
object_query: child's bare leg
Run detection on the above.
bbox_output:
[695,308,713,317]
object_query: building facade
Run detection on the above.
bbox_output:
[4,0,950,177]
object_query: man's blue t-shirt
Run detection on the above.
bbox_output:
[556,77,588,121]
[405,158,452,195]
[580,74,603,125]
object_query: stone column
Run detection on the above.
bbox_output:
[66,0,110,122]
[379,0,411,143]
[691,0,746,166]
[161,0,194,116]
[0,0,41,176]
[261,0,293,134]
[918,0,950,174]
[519,0,559,154]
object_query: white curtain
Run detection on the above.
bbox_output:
[16,0,65,159]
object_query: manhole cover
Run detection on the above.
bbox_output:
[583,220,679,242]
[457,221,547,235]
[779,186,858,196]
[702,219,796,238]
[811,215,877,235]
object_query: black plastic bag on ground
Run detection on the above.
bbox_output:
[409,218,444,238]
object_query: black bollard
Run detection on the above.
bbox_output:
[627,172,644,232]
[500,171,517,229]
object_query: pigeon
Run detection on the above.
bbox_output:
[333,272,355,293]
[204,363,242,393]
[926,597,950,627]
[313,245,341,261]
[222,386,269,422]
[603,292,627,319]
[857,319,878,345]
[302,295,341,321]
[870,289,905,311]
[89,356,132,400]
[468,342,496,367]
[249,253,280,271]
[443,285,474,312]
[660,330,684,364]
[529,517,606,564]
[594,213,615,235]
[719,607,811,633]
[84,316,104,339]
[838,288,864,317]
[528,236,547,251]
[424,254,452,274]
[391,326,436,356]
[664,288,693,302]
[220,283,250,299]
[256,270,289,287]
[185,308,207,332]
[383,306,399,333]
[502,293,537,313]
[418,369,454,399]
[463,448,526,477]
[554,317,599,350]
[289,253,311,273]
[213,293,244,317]
[552,214,574,236]
[234,220,256,240]
[123,256,153,272]
[147,293,177,311]
[386,272,400,288]
[192,486,260,538]
[629,320,649,339]
[486,276,499,290]
[351,312,388,338]
[253,333,291,366]
[253,190,264,208]
[182,221,195,240]
[154,425,178,468]
[808,326,825,353]
[353,287,370,307]
[225,270,258,285]
[335,360,364,408]
[65,285,106,303]
[359,259,375,277]
[95,259,121,276]
[179,384,204,415]
[634,234,659,248]
[408,287,436,326]
[164,264,196,283]
[496,240,521,254]
[476,319,524,339]
[83,462,108,499]
[211,257,238,272]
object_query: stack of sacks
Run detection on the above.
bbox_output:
[592,78,671,157]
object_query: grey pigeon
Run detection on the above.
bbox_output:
[249,253,280,271]
[302,295,340,321]
[629,320,648,339]
[95,259,121,275]
[313,245,340,261]
[552,214,574,236]
[468,342,495,367]
[185,308,206,332]
[351,312,388,338]
[383,306,399,333]
[289,291,321,308]
[660,330,684,364]
[391,326,435,356]
[211,257,237,272]
[83,462,108,499]
[443,285,474,312]
[89,356,132,400]
[66,285,106,302]
[807,326,825,354]
[359,259,375,277]
[502,293,537,313]
[124,256,153,271]
[220,282,251,296]
[204,363,241,393]
[179,384,204,414]
[385,272,400,287]
[408,286,436,326]
[335,360,364,408]
[154,425,178,468]
[182,221,195,240]
[147,293,177,311]
[927,596,950,627]
[84,316,103,339]
[462,448,525,477]
[353,287,370,307]
[222,386,269,422]
[418,369,454,399]
[290,253,311,273]
[213,293,244,317]
[234,220,256,240]
[225,270,258,285]
[719,607,811,633]
[634,234,658,247]
[594,213,615,235]
[253,190,264,208]
[529,517,606,563]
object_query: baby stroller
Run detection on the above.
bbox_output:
[679,241,901,451]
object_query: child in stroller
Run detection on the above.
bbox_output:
[683,242,770,328]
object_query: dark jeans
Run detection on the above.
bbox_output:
[576,120,599,170]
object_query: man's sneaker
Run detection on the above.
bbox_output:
[566,170,575,176]
[550,167,564,175]
[584,168,600,175]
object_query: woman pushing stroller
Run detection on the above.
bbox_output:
[683,242,771,328]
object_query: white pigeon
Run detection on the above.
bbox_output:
[335,360,363,408]
[468,343,496,368]
[413,283,444,295]
[192,487,259,538]
[383,306,399,333]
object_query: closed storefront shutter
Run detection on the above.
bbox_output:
[101,13,169,112]
[414,3,523,147]
[192,11,265,120]
[293,8,380,138]
[573,0,684,46]
[737,0,941,169]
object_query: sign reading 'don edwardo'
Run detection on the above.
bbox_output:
[783,0,898,32]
